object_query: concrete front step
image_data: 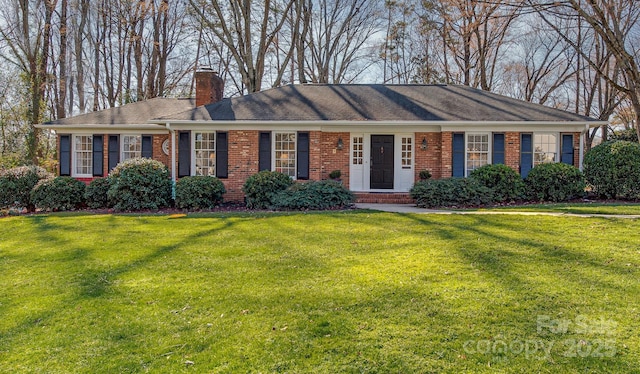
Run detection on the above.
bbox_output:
[354,193,415,204]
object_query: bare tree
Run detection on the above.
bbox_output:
[55,0,68,119]
[380,0,416,83]
[189,0,297,93]
[527,0,640,141]
[71,0,89,113]
[0,0,57,163]
[430,0,520,90]
[304,0,384,84]
[498,14,577,106]
[0,67,30,167]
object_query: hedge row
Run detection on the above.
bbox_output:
[411,163,586,208]
[4,140,634,212]
[583,140,640,200]
[0,159,225,212]
[0,166,53,211]
[1,163,353,212]
[242,170,354,210]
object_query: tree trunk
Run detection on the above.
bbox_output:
[57,0,68,119]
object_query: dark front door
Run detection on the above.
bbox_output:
[370,135,394,189]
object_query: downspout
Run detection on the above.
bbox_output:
[579,124,588,171]
[166,122,176,199]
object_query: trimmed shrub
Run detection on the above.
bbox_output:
[31,176,86,211]
[583,140,640,199]
[175,176,226,209]
[85,178,111,209]
[524,163,586,202]
[469,164,524,202]
[419,170,432,180]
[242,171,294,209]
[107,158,172,211]
[329,170,342,180]
[410,178,494,208]
[0,165,53,210]
[272,180,354,210]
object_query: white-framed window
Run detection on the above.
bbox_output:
[73,135,92,177]
[401,137,412,169]
[194,132,216,176]
[274,132,296,177]
[352,136,363,165]
[534,133,558,165]
[466,133,489,176]
[122,135,142,161]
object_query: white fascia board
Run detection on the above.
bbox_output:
[160,120,323,132]
[34,123,169,134]
[438,121,603,133]
[155,120,605,133]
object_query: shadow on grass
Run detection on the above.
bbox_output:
[2,211,637,372]
[0,216,239,351]
[341,211,635,301]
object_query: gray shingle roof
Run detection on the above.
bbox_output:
[161,84,598,123]
[44,97,195,125]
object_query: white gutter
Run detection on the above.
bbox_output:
[157,119,608,127]
[34,123,168,133]
[166,122,177,198]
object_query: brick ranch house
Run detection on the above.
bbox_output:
[38,69,605,202]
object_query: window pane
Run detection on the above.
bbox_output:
[194,132,216,176]
[466,133,489,176]
[401,137,412,168]
[74,135,93,175]
[352,136,363,165]
[122,135,142,161]
[275,132,296,177]
[534,134,557,165]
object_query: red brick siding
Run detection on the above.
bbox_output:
[569,132,581,167]
[320,132,350,187]
[504,132,520,173]
[62,129,586,202]
[414,132,443,180]
[101,135,109,177]
[75,177,95,184]
[222,130,260,201]
[440,132,453,178]
[309,131,323,181]
[152,134,171,169]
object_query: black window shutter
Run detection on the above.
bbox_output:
[492,133,505,164]
[561,134,574,165]
[258,132,271,171]
[92,135,104,176]
[59,135,71,176]
[297,132,310,180]
[141,135,153,158]
[216,132,228,178]
[108,135,120,171]
[520,134,533,178]
[178,131,191,177]
[452,133,465,177]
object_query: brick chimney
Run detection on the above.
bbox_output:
[195,68,224,107]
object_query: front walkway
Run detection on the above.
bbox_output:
[354,203,640,219]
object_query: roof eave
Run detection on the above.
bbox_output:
[35,119,605,133]
[154,119,606,131]
[35,123,168,133]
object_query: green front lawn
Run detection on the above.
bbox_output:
[473,202,640,215]
[0,212,638,373]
